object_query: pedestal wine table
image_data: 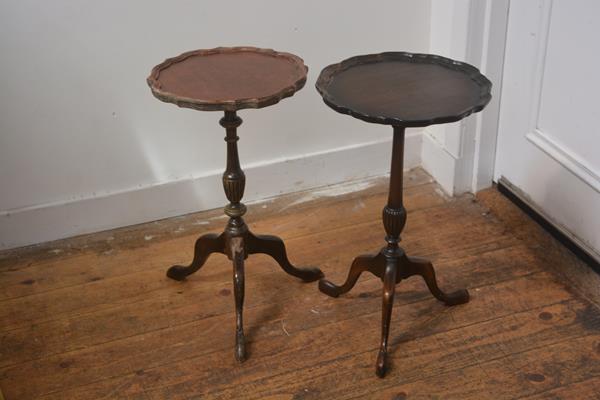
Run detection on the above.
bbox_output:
[147,47,323,362]
[315,52,492,377]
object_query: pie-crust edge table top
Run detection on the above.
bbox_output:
[147,46,308,112]
[315,52,492,128]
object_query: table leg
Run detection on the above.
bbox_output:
[376,257,398,377]
[318,252,385,297]
[230,236,246,362]
[166,233,225,280]
[402,256,469,306]
[247,232,322,281]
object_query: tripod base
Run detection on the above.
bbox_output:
[319,247,468,377]
[167,219,322,362]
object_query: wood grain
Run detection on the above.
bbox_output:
[147,47,307,111]
[1,169,599,399]
[316,52,492,127]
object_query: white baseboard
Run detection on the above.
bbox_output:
[0,132,422,250]
[420,130,457,195]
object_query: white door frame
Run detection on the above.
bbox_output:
[422,0,510,195]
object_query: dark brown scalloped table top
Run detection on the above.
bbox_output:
[316,52,492,127]
[148,47,308,111]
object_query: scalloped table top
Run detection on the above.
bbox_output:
[316,52,492,127]
[147,47,308,111]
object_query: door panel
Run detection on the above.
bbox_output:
[495,0,600,258]
[537,0,600,176]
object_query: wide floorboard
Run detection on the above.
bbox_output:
[1,169,599,399]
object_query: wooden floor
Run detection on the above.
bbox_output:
[1,168,600,400]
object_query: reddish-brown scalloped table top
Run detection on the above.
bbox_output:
[147,47,308,111]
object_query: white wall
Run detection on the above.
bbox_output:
[0,0,430,249]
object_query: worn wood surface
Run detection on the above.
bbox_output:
[1,168,599,399]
